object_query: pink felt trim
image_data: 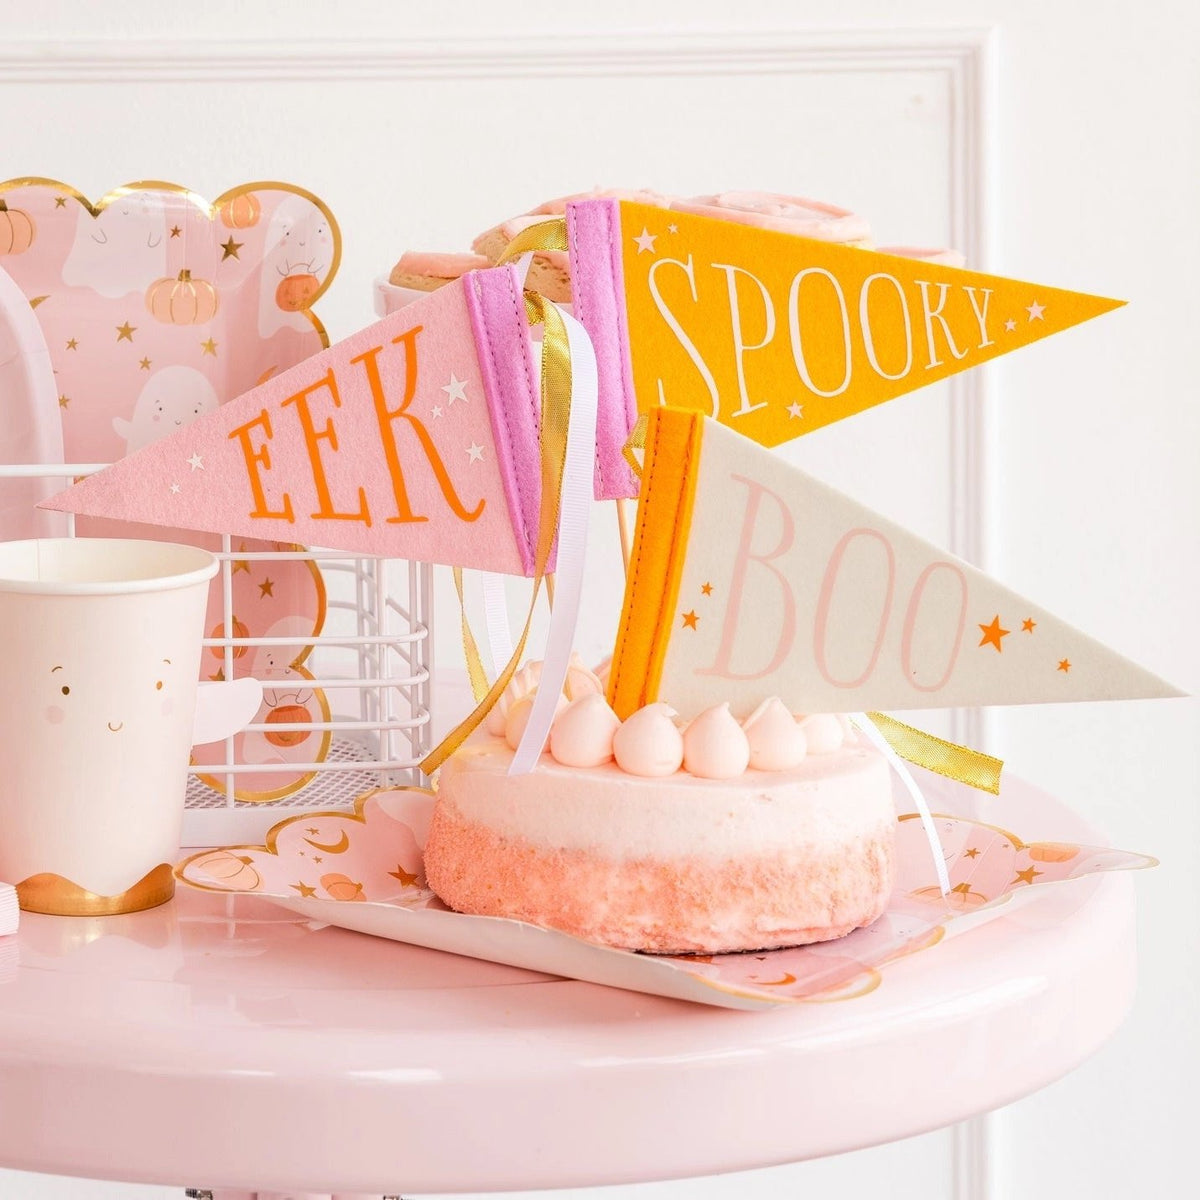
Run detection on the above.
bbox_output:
[566,200,640,501]
[465,266,544,576]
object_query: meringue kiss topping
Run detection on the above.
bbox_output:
[742,698,808,771]
[504,689,566,752]
[797,713,846,754]
[564,652,605,702]
[682,703,752,780]
[549,694,621,768]
[612,703,685,777]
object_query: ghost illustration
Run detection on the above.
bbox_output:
[257,194,335,338]
[113,365,219,455]
[61,192,168,298]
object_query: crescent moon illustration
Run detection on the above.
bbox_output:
[752,972,798,987]
[303,832,350,854]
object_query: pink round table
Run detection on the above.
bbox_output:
[0,781,1136,1197]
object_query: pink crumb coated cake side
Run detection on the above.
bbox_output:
[425,736,896,954]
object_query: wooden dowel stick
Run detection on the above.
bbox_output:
[616,498,633,576]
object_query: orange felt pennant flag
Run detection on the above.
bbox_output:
[567,199,1123,489]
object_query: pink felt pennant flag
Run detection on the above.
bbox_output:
[42,268,548,575]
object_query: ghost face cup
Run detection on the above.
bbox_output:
[0,538,241,915]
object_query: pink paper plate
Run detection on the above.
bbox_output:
[0,177,338,800]
[177,767,1155,1010]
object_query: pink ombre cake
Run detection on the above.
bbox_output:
[425,663,896,954]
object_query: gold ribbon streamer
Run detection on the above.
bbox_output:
[867,712,1003,794]
[452,566,491,704]
[500,217,569,260]
[421,289,573,775]
[622,412,649,478]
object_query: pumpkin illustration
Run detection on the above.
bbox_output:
[321,873,366,902]
[209,617,250,659]
[145,269,220,325]
[0,198,35,255]
[275,272,319,312]
[190,850,261,891]
[910,882,989,911]
[264,703,313,748]
[218,192,261,229]
[1027,842,1079,863]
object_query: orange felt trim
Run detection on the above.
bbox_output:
[607,407,703,719]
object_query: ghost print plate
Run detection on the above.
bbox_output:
[0,177,340,799]
[176,767,1156,1011]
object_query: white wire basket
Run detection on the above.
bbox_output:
[0,463,433,848]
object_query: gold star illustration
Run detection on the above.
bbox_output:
[963,847,980,858]
[209,668,225,682]
[1012,866,1043,886]
[220,235,243,261]
[700,582,713,596]
[389,865,421,887]
[58,394,70,409]
[312,856,323,864]
[306,827,320,835]
[258,577,275,598]
[54,196,68,208]
[231,558,251,575]
[139,357,152,370]
[978,615,1010,652]
[1058,658,1071,673]
[115,321,136,342]
[1022,618,1036,633]
[169,224,182,238]
[200,337,218,356]
[65,337,78,351]
[681,609,699,630]
[291,882,318,898]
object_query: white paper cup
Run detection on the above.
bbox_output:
[0,538,218,915]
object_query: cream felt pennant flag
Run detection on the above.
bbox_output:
[567,199,1123,498]
[607,408,1182,720]
[42,268,549,575]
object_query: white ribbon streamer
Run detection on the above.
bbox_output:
[479,571,514,679]
[508,306,598,775]
[851,712,951,896]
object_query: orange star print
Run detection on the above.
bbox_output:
[978,615,1010,652]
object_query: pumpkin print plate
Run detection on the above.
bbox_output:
[0,177,339,800]
[176,766,1155,1011]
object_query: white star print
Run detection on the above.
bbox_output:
[633,228,657,254]
[442,374,469,404]
[431,405,444,419]
[787,402,804,420]
[169,482,181,495]
[187,453,204,471]
[667,223,678,234]
[1004,319,1017,332]
[1026,301,1046,321]
[466,442,485,464]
